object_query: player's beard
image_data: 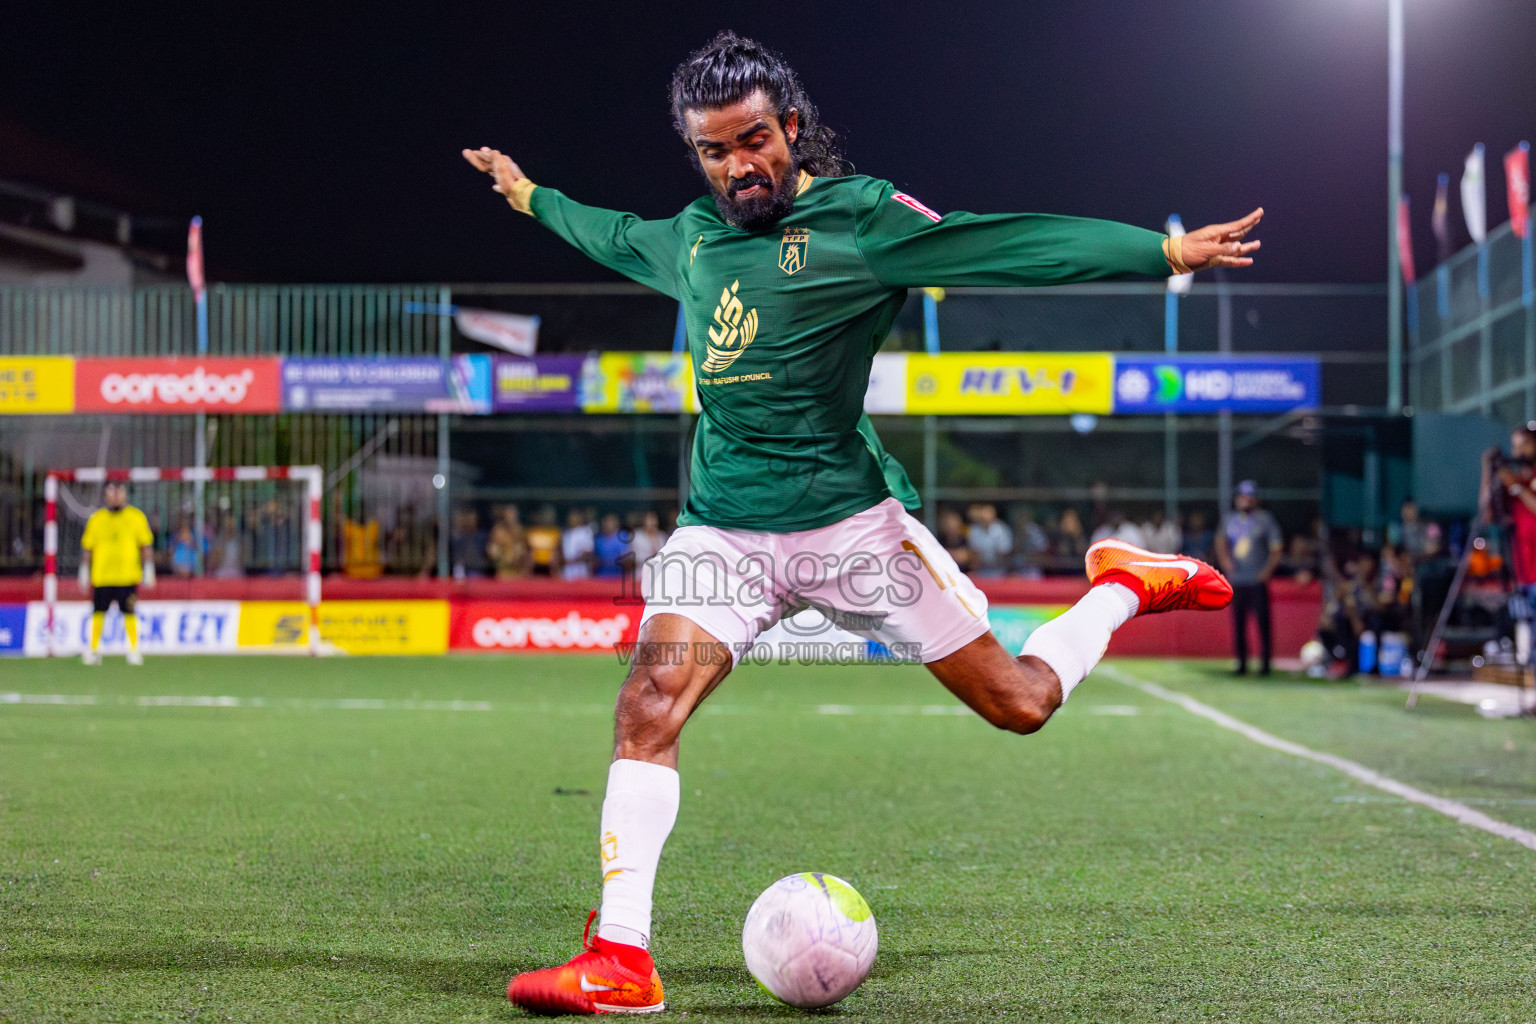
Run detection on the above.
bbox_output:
[710,155,801,232]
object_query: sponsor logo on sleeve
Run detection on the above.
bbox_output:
[891,192,942,223]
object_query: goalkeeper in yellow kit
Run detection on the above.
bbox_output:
[79,482,155,665]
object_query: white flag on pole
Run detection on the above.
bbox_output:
[1461,143,1487,244]
[454,307,541,356]
[1165,214,1192,294]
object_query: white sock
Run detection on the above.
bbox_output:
[1019,582,1139,701]
[596,758,680,949]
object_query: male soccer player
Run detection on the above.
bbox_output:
[79,482,155,666]
[465,32,1259,1014]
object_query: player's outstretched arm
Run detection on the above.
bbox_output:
[855,180,1264,287]
[1167,208,1264,273]
[461,146,683,299]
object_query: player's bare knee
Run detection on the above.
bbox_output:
[983,667,1057,735]
[994,696,1050,735]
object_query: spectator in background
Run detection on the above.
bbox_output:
[487,505,530,579]
[1052,507,1087,563]
[1281,515,1324,585]
[1142,510,1183,554]
[342,515,384,579]
[937,509,972,573]
[1183,510,1214,562]
[1391,498,1430,562]
[451,508,490,579]
[1011,507,1050,576]
[561,508,596,581]
[385,505,435,577]
[1216,480,1284,676]
[1090,510,1146,549]
[1283,534,1320,585]
[526,505,563,577]
[1317,550,1379,677]
[171,518,198,578]
[1376,544,1414,635]
[250,501,295,575]
[966,503,1012,577]
[627,510,668,570]
[593,513,629,577]
[209,510,245,579]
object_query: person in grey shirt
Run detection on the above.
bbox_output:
[966,503,1013,577]
[1215,481,1284,675]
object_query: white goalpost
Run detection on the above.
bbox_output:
[43,465,323,657]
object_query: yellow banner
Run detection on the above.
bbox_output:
[905,353,1113,415]
[237,600,449,655]
[581,353,697,413]
[0,357,74,414]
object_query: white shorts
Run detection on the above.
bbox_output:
[638,498,990,664]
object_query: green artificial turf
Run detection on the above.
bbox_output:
[3,655,1535,1022]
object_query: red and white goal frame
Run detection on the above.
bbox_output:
[43,465,323,657]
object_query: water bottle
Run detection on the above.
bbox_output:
[1358,630,1378,675]
[1378,632,1407,677]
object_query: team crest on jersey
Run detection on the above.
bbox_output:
[779,227,810,275]
[704,279,759,372]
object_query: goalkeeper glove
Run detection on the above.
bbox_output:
[142,561,156,589]
[78,564,91,591]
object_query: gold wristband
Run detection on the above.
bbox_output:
[506,178,538,215]
[1162,235,1193,275]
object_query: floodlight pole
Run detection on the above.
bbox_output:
[1386,0,1405,414]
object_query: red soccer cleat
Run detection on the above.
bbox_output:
[508,911,666,1016]
[1085,539,1233,615]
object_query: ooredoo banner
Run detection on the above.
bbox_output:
[75,358,283,414]
[449,600,640,653]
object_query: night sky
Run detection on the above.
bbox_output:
[4,1,1533,284]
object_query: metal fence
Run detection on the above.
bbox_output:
[0,280,1391,577]
[1410,221,1536,425]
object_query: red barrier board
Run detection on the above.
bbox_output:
[75,358,283,413]
[449,599,642,652]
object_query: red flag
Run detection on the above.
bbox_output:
[186,216,206,298]
[1507,143,1531,240]
[1396,196,1416,284]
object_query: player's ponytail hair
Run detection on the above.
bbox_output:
[670,31,853,178]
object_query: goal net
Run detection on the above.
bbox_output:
[42,466,322,656]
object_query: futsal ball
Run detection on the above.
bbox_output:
[1300,639,1327,669]
[741,872,878,1008]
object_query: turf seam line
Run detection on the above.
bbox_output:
[1097,666,1536,854]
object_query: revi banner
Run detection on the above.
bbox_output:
[904,353,1115,415]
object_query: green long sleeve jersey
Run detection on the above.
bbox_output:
[528,172,1171,532]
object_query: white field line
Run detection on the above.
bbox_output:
[0,692,498,712]
[1097,665,1536,854]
